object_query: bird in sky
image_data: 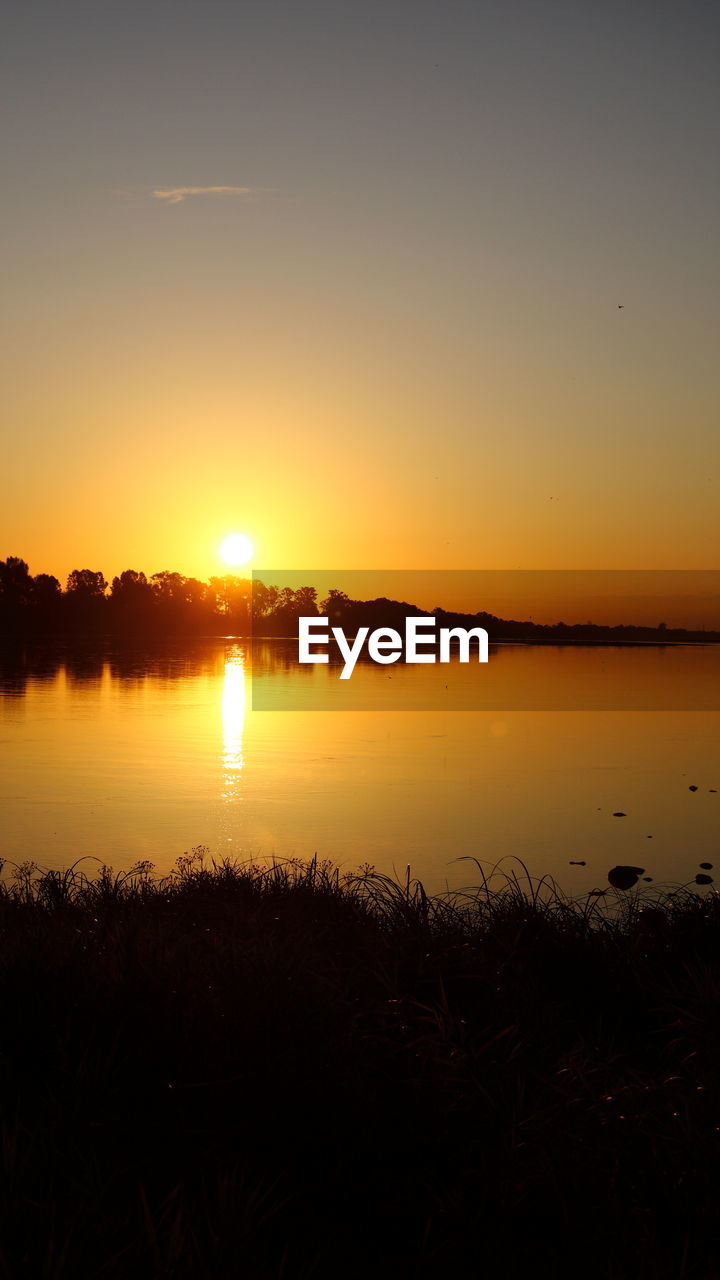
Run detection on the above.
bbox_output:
[617,304,625,309]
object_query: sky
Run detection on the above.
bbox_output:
[2,0,719,598]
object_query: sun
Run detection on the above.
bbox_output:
[219,533,255,567]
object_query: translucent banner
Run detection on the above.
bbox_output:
[250,570,720,710]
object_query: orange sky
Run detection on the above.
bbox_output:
[2,3,719,592]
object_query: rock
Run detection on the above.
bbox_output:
[608,865,645,890]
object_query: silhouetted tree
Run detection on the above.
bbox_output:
[208,576,252,631]
[65,568,108,633]
[30,573,62,629]
[0,557,32,607]
[66,569,108,597]
[110,569,151,597]
[255,586,320,634]
[320,588,351,621]
[294,586,318,615]
[252,582,280,623]
[0,557,36,633]
[32,573,62,603]
[151,571,187,602]
[109,570,155,632]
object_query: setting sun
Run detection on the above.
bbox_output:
[219,533,255,567]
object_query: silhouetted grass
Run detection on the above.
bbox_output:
[1,850,720,1277]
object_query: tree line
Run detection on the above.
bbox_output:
[2,555,718,642]
[0,557,328,637]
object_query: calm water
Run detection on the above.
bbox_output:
[1,641,719,893]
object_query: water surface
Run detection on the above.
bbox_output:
[1,641,718,893]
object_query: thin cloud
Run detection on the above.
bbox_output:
[152,185,262,205]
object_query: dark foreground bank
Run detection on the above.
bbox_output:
[1,853,720,1279]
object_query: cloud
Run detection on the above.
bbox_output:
[152,185,262,205]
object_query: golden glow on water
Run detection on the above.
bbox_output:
[1,642,719,890]
[221,649,246,800]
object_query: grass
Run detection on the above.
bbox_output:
[1,850,720,1278]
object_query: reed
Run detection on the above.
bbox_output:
[0,850,719,1278]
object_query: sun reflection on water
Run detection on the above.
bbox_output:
[221,648,246,799]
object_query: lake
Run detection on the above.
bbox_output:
[1,640,719,893]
